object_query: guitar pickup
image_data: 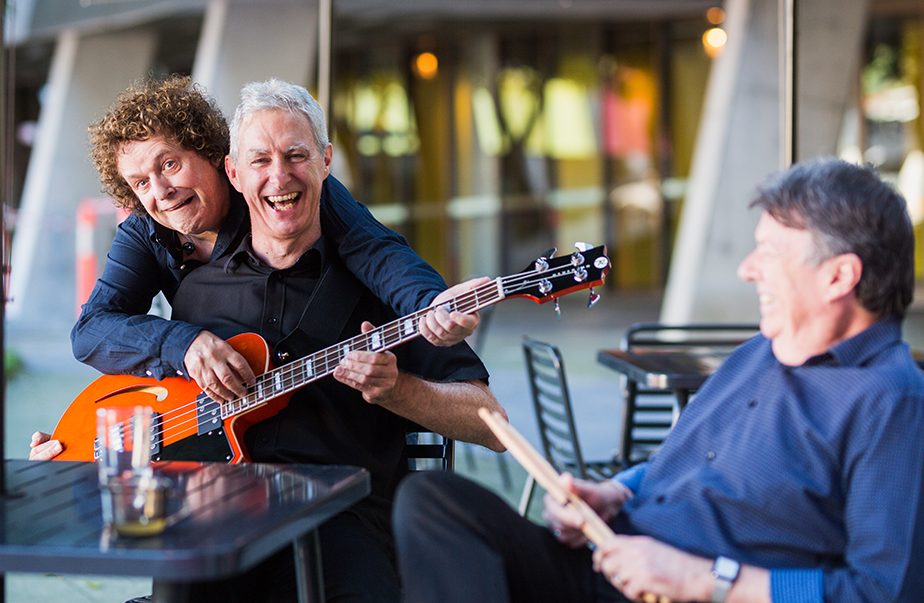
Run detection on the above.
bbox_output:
[196,396,224,436]
[150,411,162,457]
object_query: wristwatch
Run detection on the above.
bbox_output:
[711,556,740,603]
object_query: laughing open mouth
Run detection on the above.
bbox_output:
[266,192,301,210]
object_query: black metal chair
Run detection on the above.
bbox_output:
[619,322,758,465]
[404,426,454,471]
[520,338,622,515]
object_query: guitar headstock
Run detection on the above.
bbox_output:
[502,243,610,306]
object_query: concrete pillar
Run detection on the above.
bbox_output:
[192,0,318,118]
[8,27,157,324]
[797,0,869,160]
[661,0,869,323]
[451,32,502,281]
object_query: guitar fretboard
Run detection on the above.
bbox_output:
[216,278,506,419]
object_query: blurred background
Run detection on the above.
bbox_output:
[2,0,924,598]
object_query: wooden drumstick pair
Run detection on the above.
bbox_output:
[478,408,670,603]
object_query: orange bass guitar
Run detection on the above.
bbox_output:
[50,244,610,463]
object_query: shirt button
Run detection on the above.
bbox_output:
[145,370,153,376]
[706,451,716,461]
[268,317,278,324]
[748,399,758,408]
[655,495,666,504]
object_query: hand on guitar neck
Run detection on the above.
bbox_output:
[418,277,491,347]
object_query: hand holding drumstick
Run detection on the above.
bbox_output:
[478,409,671,603]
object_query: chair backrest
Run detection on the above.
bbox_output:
[622,322,758,354]
[404,428,454,471]
[522,338,590,479]
[619,322,758,464]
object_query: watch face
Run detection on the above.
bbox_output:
[714,556,740,580]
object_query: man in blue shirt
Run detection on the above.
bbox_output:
[393,158,924,603]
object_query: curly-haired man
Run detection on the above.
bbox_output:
[30,75,486,457]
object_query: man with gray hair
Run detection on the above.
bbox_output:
[168,79,505,602]
[394,158,924,603]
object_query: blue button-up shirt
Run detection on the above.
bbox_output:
[616,319,924,602]
[71,176,448,378]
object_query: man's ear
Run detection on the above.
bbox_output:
[323,143,332,174]
[824,253,863,303]
[224,155,243,192]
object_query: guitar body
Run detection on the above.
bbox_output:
[50,333,291,464]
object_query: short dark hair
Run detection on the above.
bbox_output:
[750,157,914,319]
[89,75,229,215]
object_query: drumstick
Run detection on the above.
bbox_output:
[478,408,613,543]
[478,408,670,603]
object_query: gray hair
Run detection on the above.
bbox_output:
[750,158,914,319]
[229,78,329,160]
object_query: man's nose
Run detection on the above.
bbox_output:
[150,174,176,200]
[737,251,757,282]
[268,159,290,188]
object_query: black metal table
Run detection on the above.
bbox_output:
[596,348,726,408]
[0,460,369,603]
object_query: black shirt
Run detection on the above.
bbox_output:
[170,233,489,500]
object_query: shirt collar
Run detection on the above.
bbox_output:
[212,189,249,260]
[802,318,902,368]
[224,230,327,277]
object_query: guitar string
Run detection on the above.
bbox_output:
[116,264,593,449]
[111,262,600,449]
[135,276,501,447]
[117,268,560,449]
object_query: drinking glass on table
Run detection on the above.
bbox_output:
[96,406,167,536]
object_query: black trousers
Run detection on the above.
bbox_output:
[162,497,400,603]
[393,472,628,603]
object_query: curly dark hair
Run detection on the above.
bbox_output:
[88,75,229,215]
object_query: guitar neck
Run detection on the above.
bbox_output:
[220,279,505,419]
[218,242,610,420]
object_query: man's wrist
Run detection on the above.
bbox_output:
[710,556,741,603]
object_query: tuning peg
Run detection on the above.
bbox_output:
[554,298,561,319]
[574,242,592,252]
[587,287,600,308]
[543,247,558,258]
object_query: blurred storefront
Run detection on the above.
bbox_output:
[4,0,924,324]
[330,13,716,287]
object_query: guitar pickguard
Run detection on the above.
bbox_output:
[154,427,234,463]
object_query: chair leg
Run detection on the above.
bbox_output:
[496,453,513,491]
[517,474,535,516]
